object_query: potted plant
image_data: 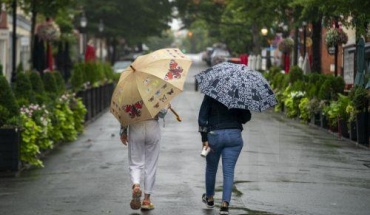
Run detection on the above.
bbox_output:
[326,94,351,137]
[308,97,321,126]
[348,86,369,146]
[278,38,294,53]
[325,28,348,54]
[0,74,21,172]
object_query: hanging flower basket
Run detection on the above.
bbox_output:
[37,21,61,42]
[278,38,294,53]
[324,28,348,48]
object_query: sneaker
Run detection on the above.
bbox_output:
[141,200,155,210]
[202,193,214,208]
[130,185,142,210]
[219,201,229,215]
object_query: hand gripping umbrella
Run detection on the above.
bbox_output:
[110,48,192,126]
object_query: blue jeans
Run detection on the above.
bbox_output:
[205,129,243,204]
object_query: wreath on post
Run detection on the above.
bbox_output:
[324,28,348,47]
[278,38,294,53]
[36,20,61,42]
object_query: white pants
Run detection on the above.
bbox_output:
[128,119,161,194]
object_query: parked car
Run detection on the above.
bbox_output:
[210,48,230,66]
[113,60,132,73]
[202,47,214,66]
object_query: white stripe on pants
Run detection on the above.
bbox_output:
[128,119,161,194]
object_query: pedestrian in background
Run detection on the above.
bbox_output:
[120,105,170,210]
[198,95,251,215]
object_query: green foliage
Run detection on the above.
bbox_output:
[284,90,306,118]
[16,62,24,74]
[20,112,43,167]
[318,75,340,100]
[349,86,369,112]
[0,75,19,127]
[288,66,304,83]
[102,63,115,82]
[267,66,282,81]
[27,71,48,104]
[13,72,34,105]
[49,94,78,143]
[290,80,305,92]
[299,97,311,123]
[43,72,58,100]
[330,94,350,120]
[53,70,66,96]
[68,93,87,133]
[70,63,85,91]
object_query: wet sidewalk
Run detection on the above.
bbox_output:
[1,55,370,215]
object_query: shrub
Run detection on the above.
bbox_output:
[27,71,47,104]
[13,72,34,106]
[53,70,66,96]
[43,71,58,100]
[0,75,19,127]
[289,66,304,83]
[70,63,85,91]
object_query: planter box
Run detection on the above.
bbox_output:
[338,119,350,138]
[0,128,21,172]
[356,112,369,146]
[349,121,357,141]
[320,114,329,129]
[311,113,321,126]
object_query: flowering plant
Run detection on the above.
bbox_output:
[20,104,53,167]
[278,38,294,53]
[37,21,61,41]
[325,28,348,47]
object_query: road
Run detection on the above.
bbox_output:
[1,54,370,215]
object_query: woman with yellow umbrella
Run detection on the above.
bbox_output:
[110,48,192,210]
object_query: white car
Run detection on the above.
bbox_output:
[113,60,132,73]
[210,48,230,66]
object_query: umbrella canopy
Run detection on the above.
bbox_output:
[354,37,365,86]
[195,62,277,112]
[110,48,192,126]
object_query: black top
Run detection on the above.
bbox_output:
[198,95,251,142]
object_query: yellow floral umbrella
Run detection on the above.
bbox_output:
[110,48,192,126]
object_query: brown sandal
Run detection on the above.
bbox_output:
[130,185,142,210]
[141,200,155,210]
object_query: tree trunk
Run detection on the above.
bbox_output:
[311,18,322,73]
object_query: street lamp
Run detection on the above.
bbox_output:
[98,19,104,62]
[80,12,87,61]
[261,27,268,36]
[260,27,271,70]
[302,21,307,58]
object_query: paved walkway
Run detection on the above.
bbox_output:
[1,55,370,215]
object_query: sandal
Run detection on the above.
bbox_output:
[141,200,155,210]
[130,185,142,210]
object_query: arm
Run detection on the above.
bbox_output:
[198,96,211,142]
[120,125,128,145]
[157,104,171,119]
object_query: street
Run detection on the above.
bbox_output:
[1,54,370,215]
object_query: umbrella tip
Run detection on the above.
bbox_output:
[130,65,136,72]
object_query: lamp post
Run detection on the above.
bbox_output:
[98,19,104,62]
[302,21,307,58]
[11,0,17,84]
[261,27,271,70]
[80,12,87,61]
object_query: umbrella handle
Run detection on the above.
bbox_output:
[169,107,182,122]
